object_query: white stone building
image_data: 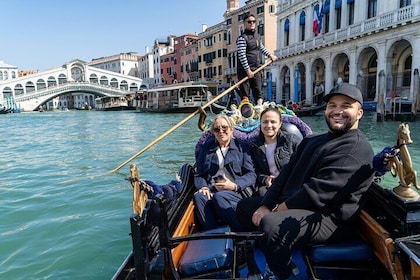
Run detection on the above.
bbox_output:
[88,52,141,78]
[270,0,420,119]
[0,61,18,81]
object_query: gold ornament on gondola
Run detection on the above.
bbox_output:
[388,123,420,201]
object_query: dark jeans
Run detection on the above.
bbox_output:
[236,197,357,279]
[237,70,263,103]
[193,190,243,231]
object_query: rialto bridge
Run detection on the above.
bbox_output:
[0,59,143,111]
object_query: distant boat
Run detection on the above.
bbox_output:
[136,82,221,113]
[294,104,326,117]
[95,96,128,111]
[0,107,12,114]
[363,101,377,111]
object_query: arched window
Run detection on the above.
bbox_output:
[299,12,306,41]
[284,19,290,46]
[403,56,412,87]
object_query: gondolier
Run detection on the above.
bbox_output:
[237,14,277,104]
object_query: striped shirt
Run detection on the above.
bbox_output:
[237,32,272,71]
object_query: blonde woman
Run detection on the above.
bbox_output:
[194,115,256,231]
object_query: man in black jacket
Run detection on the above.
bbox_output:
[237,14,276,104]
[236,83,375,280]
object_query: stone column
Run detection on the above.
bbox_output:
[305,61,312,104]
[413,68,419,113]
[377,70,386,121]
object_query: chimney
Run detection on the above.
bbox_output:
[227,0,239,11]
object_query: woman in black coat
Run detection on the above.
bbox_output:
[250,108,302,196]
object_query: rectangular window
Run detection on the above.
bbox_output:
[258,23,264,36]
[368,0,377,19]
[400,0,411,7]
[336,8,342,29]
[300,24,305,41]
[348,2,354,25]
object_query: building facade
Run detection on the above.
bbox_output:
[271,0,420,119]
[138,50,154,89]
[88,52,141,78]
[197,22,228,86]
[0,61,18,81]
[175,34,199,83]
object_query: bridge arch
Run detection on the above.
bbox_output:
[0,59,143,111]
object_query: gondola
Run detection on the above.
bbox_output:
[111,64,420,279]
[294,104,326,117]
[0,107,12,114]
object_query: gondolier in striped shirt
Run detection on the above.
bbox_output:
[237,14,277,104]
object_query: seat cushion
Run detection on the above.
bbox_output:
[178,226,233,276]
[308,239,372,263]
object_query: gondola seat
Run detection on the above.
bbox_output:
[178,226,234,278]
[301,209,398,280]
[303,239,373,279]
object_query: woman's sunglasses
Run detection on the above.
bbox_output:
[213,125,229,133]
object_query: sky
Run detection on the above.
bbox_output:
[0,0,245,71]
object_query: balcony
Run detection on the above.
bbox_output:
[276,4,420,58]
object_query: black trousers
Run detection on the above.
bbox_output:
[236,197,357,279]
[237,70,263,103]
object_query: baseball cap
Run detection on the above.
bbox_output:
[323,83,363,105]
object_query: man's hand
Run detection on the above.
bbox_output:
[252,205,271,227]
[270,55,278,62]
[246,68,254,79]
[265,175,275,187]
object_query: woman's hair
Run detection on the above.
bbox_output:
[211,115,234,133]
[260,107,282,122]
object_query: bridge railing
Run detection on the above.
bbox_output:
[14,81,133,102]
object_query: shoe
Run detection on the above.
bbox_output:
[262,265,279,280]
[262,264,299,280]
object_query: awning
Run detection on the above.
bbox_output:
[284,19,290,31]
[335,0,342,9]
[322,0,330,13]
[300,12,305,25]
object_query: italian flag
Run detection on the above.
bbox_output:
[313,9,320,35]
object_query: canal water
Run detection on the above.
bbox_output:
[0,110,419,279]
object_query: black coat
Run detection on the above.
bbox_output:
[250,130,301,188]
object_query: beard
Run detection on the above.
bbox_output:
[324,114,356,133]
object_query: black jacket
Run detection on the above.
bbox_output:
[261,129,375,223]
[250,130,301,187]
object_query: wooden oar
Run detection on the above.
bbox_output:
[108,59,274,174]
